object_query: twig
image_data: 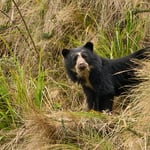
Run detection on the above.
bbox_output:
[0,9,11,20]
[0,9,31,53]
[12,0,39,58]
[132,9,150,15]
[127,127,143,137]
[10,2,14,24]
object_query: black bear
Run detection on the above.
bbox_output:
[62,42,149,111]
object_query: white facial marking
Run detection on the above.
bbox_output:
[75,52,89,76]
[74,52,93,89]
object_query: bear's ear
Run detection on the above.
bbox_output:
[84,42,93,51]
[62,49,70,57]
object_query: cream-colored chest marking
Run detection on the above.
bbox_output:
[84,76,93,89]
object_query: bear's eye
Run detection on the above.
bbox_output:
[72,55,78,61]
[81,53,88,59]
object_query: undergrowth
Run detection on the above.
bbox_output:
[0,0,150,149]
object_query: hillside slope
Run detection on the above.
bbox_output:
[0,0,150,149]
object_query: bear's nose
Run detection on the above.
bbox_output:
[78,62,86,70]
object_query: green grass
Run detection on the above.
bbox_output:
[0,66,16,129]
[34,49,45,109]
[95,10,145,58]
[0,51,45,130]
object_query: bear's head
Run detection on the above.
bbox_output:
[62,42,94,83]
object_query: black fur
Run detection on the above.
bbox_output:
[62,42,150,111]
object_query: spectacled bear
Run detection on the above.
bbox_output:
[62,42,149,111]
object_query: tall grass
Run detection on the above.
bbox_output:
[0,48,45,131]
[95,10,146,58]
[0,65,16,129]
[34,49,45,109]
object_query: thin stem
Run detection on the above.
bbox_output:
[12,0,39,58]
[0,9,11,20]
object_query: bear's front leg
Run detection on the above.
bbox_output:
[83,86,95,110]
[94,94,114,112]
[93,96,100,111]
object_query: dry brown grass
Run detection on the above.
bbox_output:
[1,59,150,149]
[1,70,150,150]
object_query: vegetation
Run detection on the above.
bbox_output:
[0,0,150,149]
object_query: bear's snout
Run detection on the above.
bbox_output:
[78,62,87,70]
